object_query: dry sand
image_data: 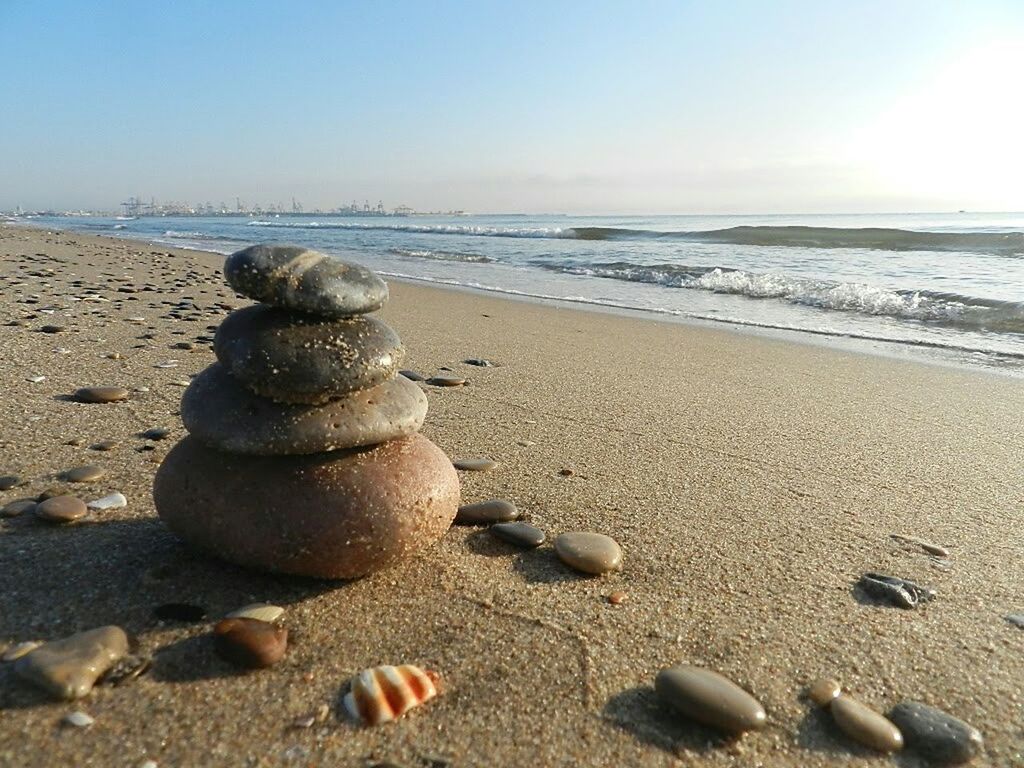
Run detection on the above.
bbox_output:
[0,223,1022,767]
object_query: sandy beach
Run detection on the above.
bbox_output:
[1,223,1022,767]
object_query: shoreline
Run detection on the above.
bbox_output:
[14,219,1024,380]
[1,224,1023,766]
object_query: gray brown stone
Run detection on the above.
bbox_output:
[63,465,105,483]
[0,475,22,491]
[426,375,466,387]
[1,498,36,517]
[224,244,388,317]
[34,495,88,523]
[214,618,288,669]
[489,521,545,547]
[455,499,519,526]
[655,665,767,734]
[808,678,842,707]
[73,387,129,403]
[554,532,623,575]
[154,434,459,579]
[830,694,903,753]
[214,305,404,404]
[181,363,427,454]
[889,701,983,764]
[453,458,497,471]
[14,626,129,700]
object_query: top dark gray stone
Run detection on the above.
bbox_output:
[224,244,388,317]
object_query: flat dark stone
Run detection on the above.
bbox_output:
[463,358,497,367]
[859,572,935,609]
[399,370,425,382]
[489,521,545,547]
[455,499,519,526]
[889,701,983,764]
[224,244,387,317]
[0,475,22,491]
[153,603,207,623]
[426,376,466,387]
[214,304,404,404]
[141,427,172,440]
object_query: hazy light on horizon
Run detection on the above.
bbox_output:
[1,0,1022,214]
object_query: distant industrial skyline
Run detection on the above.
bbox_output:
[1,1,1022,214]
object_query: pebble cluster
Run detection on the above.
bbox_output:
[153,244,461,579]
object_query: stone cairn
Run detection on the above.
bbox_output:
[153,244,460,579]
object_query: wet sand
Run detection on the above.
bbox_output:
[1,223,1022,767]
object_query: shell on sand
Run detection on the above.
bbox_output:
[343,665,440,725]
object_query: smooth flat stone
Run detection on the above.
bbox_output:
[399,369,425,381]
[830,694,903,753]
[2,498,36,517]
[86,492,127,510]
[141,427,172,440]
[214,305,404,404]
[655,665,767,734]
[214,618,288,668]
[34,495,88,523]
[62,711,94,728]
[489,521,545,547]
[455,499,519,526]
[224,244,387,317]
[554,532,623,575]
[63,465,105,483]
[453,458,497,472]
[426,375,466,387]
[181,363,427,454]
[889,701,983,764]
[154,434,459,579]
[74,386,129,403]
[808,678,842,707]
[14,626,129,700]
[225,603,285,623]
[0,475,22,491]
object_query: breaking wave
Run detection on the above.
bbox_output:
[538,261,1024,334]
[389,247,494,263]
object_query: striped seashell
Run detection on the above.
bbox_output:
[343,665,440,725]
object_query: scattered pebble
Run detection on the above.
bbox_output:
[62,711,94,728]
[554,532,623,575]
[654,665,767,734]
[557,468,574,476]
[859,572,935,609]
[463,358,496,367]
[86,492,127,511]
[153,603,207,622]
[343,665,440,725]
[889,701,983,764]
[63,465,106,483]
[453,458,497,472]
[426,375,466,387]
[154,361,179,369]
[0,475,23,491]
[26,375,46,383]
[455,499,519,526]
[829,694,904,753]
[141,427,171,441]
[40,324,65,334]
[90,440,117,451]
[890,533,950,558]
[1006,613,1024,628]
[73,386,129,403]
[489,521,545,547]
[14,625,129,700]
[399,369,425,381]
[607,590,628,605]
[213,618,288,669]
[225,603,285,623]
[102,654,152,686]
[807,678,842,706]
[2,498,36,517]
[2,641,42,662]
[34,495,89,523]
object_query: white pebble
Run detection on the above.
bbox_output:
[26,375,46,383]
[63,711,94,727]
[153,361,178,369]
[140,762,157,768]
[87,493,127,511]
[225,602,284,623]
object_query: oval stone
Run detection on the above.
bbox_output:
[489,521,545,548]
[808,678,842,707]
[830,694,903,753]
[14,626,129,700]
[153,434,459,579]
[224,244,388,317]
[554,532,623,575]
[889,701,983,764]
[655,665,767,734]
[34,495,88,523]
[455,499,519,526]
[63,465,105,483]
[74,386,129,403]
[225,603,285,623]
[214,618,288,669]
[453,458,497,472]
[181,363,427,454]
[214,305,404,404]
[426,375,466,387]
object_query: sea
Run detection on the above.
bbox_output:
[25,212,1024,375]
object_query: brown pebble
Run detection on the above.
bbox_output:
[558,468,574,476]
[213,618,288,669]
[453,457,497,472]
[554,532,623,575]
[74,386,129,403]
[607,590,627,605]
[808,678,842,706]
[2,498,37,517]
[426,375,466,387]
[456,499,519,526]
[63,465,105,483]
[90,440,117,452]
[655,665,767,734]
[830,694,903,753]
[34,495,88,523]
[489,520,545,547]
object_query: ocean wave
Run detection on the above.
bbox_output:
[389,248,494,263]
[538,261,1024,334]
[247,219,569,238]
[161,230,243,242]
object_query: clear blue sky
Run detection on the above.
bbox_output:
[1,0,1022,213]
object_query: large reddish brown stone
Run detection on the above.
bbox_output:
[153,434,459,579]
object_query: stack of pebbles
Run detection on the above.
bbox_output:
[154,244,460,578]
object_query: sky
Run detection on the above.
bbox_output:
[1,0,1022,214]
